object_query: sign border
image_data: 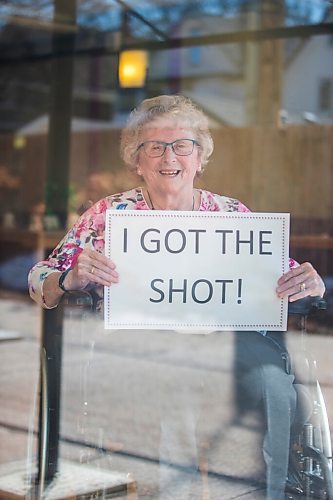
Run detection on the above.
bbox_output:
[104,211,289,330]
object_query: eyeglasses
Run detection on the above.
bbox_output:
[137,139,199,158]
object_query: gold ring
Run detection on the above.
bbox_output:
[91,266,95,275]
[299,282,306,292]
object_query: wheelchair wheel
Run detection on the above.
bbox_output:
[286,383,333,499]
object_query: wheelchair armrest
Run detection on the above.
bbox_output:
[61,290,93,308]
[288,296,327,316]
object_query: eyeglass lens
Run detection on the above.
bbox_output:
[143,139,196,157]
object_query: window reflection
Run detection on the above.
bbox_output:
[0,1,332,499]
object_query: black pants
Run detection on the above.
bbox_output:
[158,330,308,499]
[234,331,311,499]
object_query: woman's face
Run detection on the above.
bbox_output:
[136,117,202,196]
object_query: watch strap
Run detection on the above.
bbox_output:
[58,269,71,292]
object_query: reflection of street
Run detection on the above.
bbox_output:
[0,298,333,499]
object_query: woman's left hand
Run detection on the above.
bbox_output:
[276,262,325,302]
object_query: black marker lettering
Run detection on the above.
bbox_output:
[141,228,161,253]
[150,279,165,303]
[259,231,273,255]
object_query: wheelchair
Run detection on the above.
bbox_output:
[36,292,332,499]
[286,297,333,500]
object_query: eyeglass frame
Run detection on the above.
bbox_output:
[137,138,200,157]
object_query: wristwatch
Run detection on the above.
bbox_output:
[58,269,71,292]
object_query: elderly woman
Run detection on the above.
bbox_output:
[29,95,325,499]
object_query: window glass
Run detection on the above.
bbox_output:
[0,2,332,499]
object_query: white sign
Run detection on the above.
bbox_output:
[104,211,289,331]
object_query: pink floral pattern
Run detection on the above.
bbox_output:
[28,186,296,307]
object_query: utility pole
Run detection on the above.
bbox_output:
[245,0,284,126]
[257,0,284,126]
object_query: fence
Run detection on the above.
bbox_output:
[1,125,332,273]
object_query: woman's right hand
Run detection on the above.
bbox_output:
[64,248,119,291]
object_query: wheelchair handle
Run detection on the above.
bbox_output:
[288,296,327,316]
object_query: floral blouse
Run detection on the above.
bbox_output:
[28,186,297,308]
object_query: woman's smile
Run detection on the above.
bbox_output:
[158,169,181,177]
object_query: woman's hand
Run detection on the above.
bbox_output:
[276,262,325,302]
[64,248,119,291]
